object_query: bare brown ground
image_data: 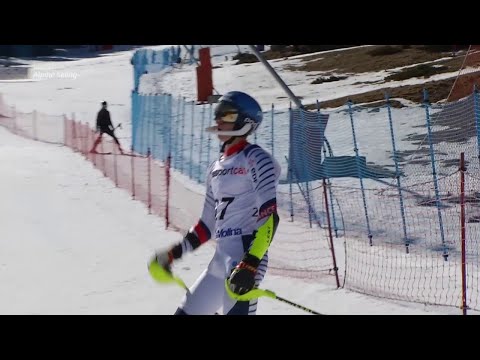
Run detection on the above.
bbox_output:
[259,45,480,108]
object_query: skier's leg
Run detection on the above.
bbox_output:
[174,250,227,315]
[106,129,123,154]
[89,133,103,153]
[174,270,225,315]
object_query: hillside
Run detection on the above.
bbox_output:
[252,45,469,108]
[145,45,477,110]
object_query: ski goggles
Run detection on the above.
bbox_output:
[214,102,239,123]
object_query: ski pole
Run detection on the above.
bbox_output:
[224,280,324,315]
[149,262,324,315]
[273,294,324,315]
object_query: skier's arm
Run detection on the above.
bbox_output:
[248,200,279,262]
[245,147,281,264]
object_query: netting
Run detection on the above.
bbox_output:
[295,93,480,310]
[0,94,64,145]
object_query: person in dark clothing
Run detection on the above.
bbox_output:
[89,101,124,154]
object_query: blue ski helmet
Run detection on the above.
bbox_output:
[209,91,263,137]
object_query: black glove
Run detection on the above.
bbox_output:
[228,253,261,295]
[152,249,174,273]
[151,240,184,271]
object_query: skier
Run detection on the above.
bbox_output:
[149,91,281,315]
[89,101,124,154]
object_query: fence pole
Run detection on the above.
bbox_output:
[91,130,97,167]
[166,153,171,229]
[288,104,294,222]
[131,145,135,200]
[271,103,275,157]
[386,93,409,254]
[460,152,467,315]
[160,95,166,160]
[140,95,147,156]
[149,95,155,159]
[149,95,154,158]
[198,104,205,183]
[474,85,480,161]
[423,89,448,261]
[83,122,88,157]
[148,147,152,215]
[167,94,173,162]
[131,90,137,152]
[347,100,373,246]
[189,100,195,179]
[71,113,76,151]
[323,178,340,288]
[152,96,158,160]
[180,97,186,174]
[83,124,87,159]
[206,103,212,171]
[172,96,178,166]
[175,95,182,169]
[80,121,85,157]
[321,143,339,238]
[100,135,106,177]
[317,100,339,237]
[299,108,314,228]
[288,165,294,222]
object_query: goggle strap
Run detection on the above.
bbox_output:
[205,123,253,137]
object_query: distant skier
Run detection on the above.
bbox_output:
[149,91,281,315]
[89,101,124,154]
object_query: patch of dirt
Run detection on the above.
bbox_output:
[283,45,464,74]
[235,45,478,107]
[305,78,456,110]
[262,45,477,107]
